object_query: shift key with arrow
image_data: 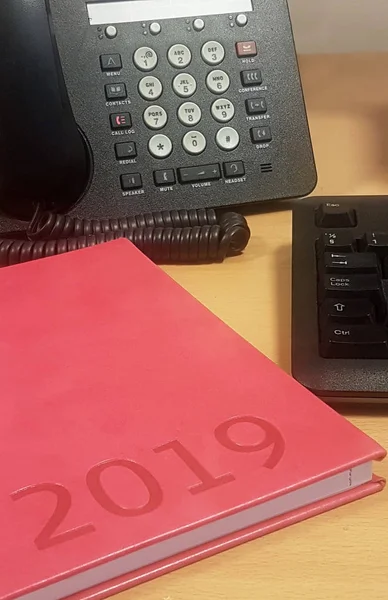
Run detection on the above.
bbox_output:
[320,298,377,325]
[319,274,386,318]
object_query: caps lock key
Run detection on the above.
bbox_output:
[319,274,385,315]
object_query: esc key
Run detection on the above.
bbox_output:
[315,202,357,228]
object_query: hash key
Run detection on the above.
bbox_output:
[317,231,355,254]
[323,252,380,275]
[320,325,388,359]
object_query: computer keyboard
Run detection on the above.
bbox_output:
[291,195,388,403]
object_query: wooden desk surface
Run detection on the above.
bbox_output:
[117,53,388,600]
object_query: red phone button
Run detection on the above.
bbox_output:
[236,41,257,57]
[110,112,132,130]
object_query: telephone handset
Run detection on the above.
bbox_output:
[0,0,316,266]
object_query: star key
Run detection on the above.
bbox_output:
[148,134,173,158]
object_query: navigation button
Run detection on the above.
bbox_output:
[193,18,205,31]
[154,169,176,186]
[105,26,118,39]
[236,14,248,27]
[121,173,142,190]
[178,164,221,184]
[150,22,161,35]
[100,54,122,71]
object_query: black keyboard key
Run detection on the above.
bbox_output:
[322,252,380,275]
[320,299,376,325]
[315,202,357,228]
[360,232,388,257]
[319,274,385,313]
[317,231,356,254]
[320,325,388,359]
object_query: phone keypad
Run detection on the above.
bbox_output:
[211,98,235,123]
[173,73,197,98]
[138,76,163,100]
[168,44,192,69]
[103,33,271,188]
[201,41,225,66]
[182,131,207,155]
[206,70,230,94]
[216,127,240,151]
[148,134,173,159]
[177,102,202,127]
[133,47,158,71]
[143,105,168,130]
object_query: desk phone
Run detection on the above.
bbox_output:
[0,0,316,265]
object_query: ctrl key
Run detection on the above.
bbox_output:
[320,325,388,359]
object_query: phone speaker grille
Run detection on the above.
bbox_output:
[260,163,273,173]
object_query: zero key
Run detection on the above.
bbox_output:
[315,202,357,228]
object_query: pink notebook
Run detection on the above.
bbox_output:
[0,240,385,600]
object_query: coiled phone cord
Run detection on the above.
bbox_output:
[0,208,251,267]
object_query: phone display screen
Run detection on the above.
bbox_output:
[87,0,253,26]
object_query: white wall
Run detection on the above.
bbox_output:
[288,0,388,53]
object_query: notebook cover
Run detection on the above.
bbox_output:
[0,240,385,600]
[73,475,386,600]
